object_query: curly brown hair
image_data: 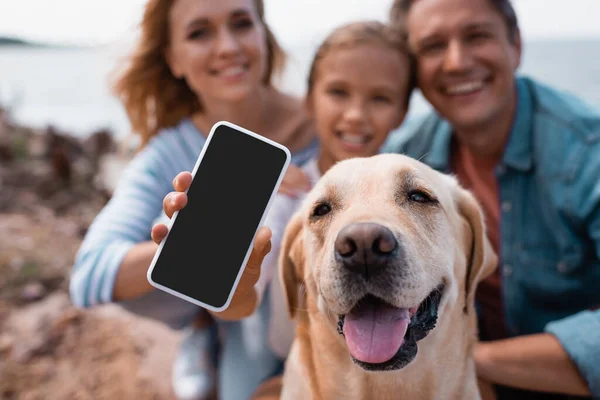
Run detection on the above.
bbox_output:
[111,0,286,148]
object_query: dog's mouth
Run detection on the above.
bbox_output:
[337,284,445,371]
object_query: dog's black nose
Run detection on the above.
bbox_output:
[334,222,398,277]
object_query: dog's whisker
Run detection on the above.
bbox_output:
[287,279,320,316]
[417,152,429,163]
[289,305,321,317]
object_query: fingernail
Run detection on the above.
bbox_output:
[170,195,177,205]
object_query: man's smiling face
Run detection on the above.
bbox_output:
[405,0,522,131]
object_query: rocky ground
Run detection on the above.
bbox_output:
[0,108,184,399]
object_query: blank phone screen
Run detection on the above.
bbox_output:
[149,124,289,309]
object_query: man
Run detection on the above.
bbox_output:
[383,0,600,398]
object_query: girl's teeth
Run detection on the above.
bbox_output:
[340,134,366,145]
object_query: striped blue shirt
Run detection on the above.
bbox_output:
[70,118,318,308]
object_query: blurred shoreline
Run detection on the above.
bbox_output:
[2,37,599,139]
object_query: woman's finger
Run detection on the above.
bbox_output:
[173,171,193,192]
[239,227,272,290]
[163,191,188,219]
[151,224,169,245]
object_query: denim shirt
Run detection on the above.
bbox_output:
[383,76,600,397]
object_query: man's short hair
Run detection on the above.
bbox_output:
[390,0,520,43]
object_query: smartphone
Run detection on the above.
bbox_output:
[147,121,291,312]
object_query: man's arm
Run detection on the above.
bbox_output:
[475,333,591,396]
[539,136,600,397]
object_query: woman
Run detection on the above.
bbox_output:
[69,0,317,399]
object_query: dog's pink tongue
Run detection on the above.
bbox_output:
[343,303,410,364]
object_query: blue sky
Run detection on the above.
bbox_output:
[1,0,599,47]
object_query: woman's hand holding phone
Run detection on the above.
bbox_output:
[151,171,273,320]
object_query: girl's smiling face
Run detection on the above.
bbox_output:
[307,43,411,171]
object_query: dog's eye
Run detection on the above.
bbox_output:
[312,203,332,217]
[408,190,435,204]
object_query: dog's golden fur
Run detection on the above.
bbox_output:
[277,154,497,400]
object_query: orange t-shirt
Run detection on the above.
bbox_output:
[451,140,508,341]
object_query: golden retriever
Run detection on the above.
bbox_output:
[277,153,497,400]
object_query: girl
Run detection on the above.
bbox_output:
[69,0,317,399]
[153,20,416,395]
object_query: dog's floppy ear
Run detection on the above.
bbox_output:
[279,210,306,320]
[455,186,498,314]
